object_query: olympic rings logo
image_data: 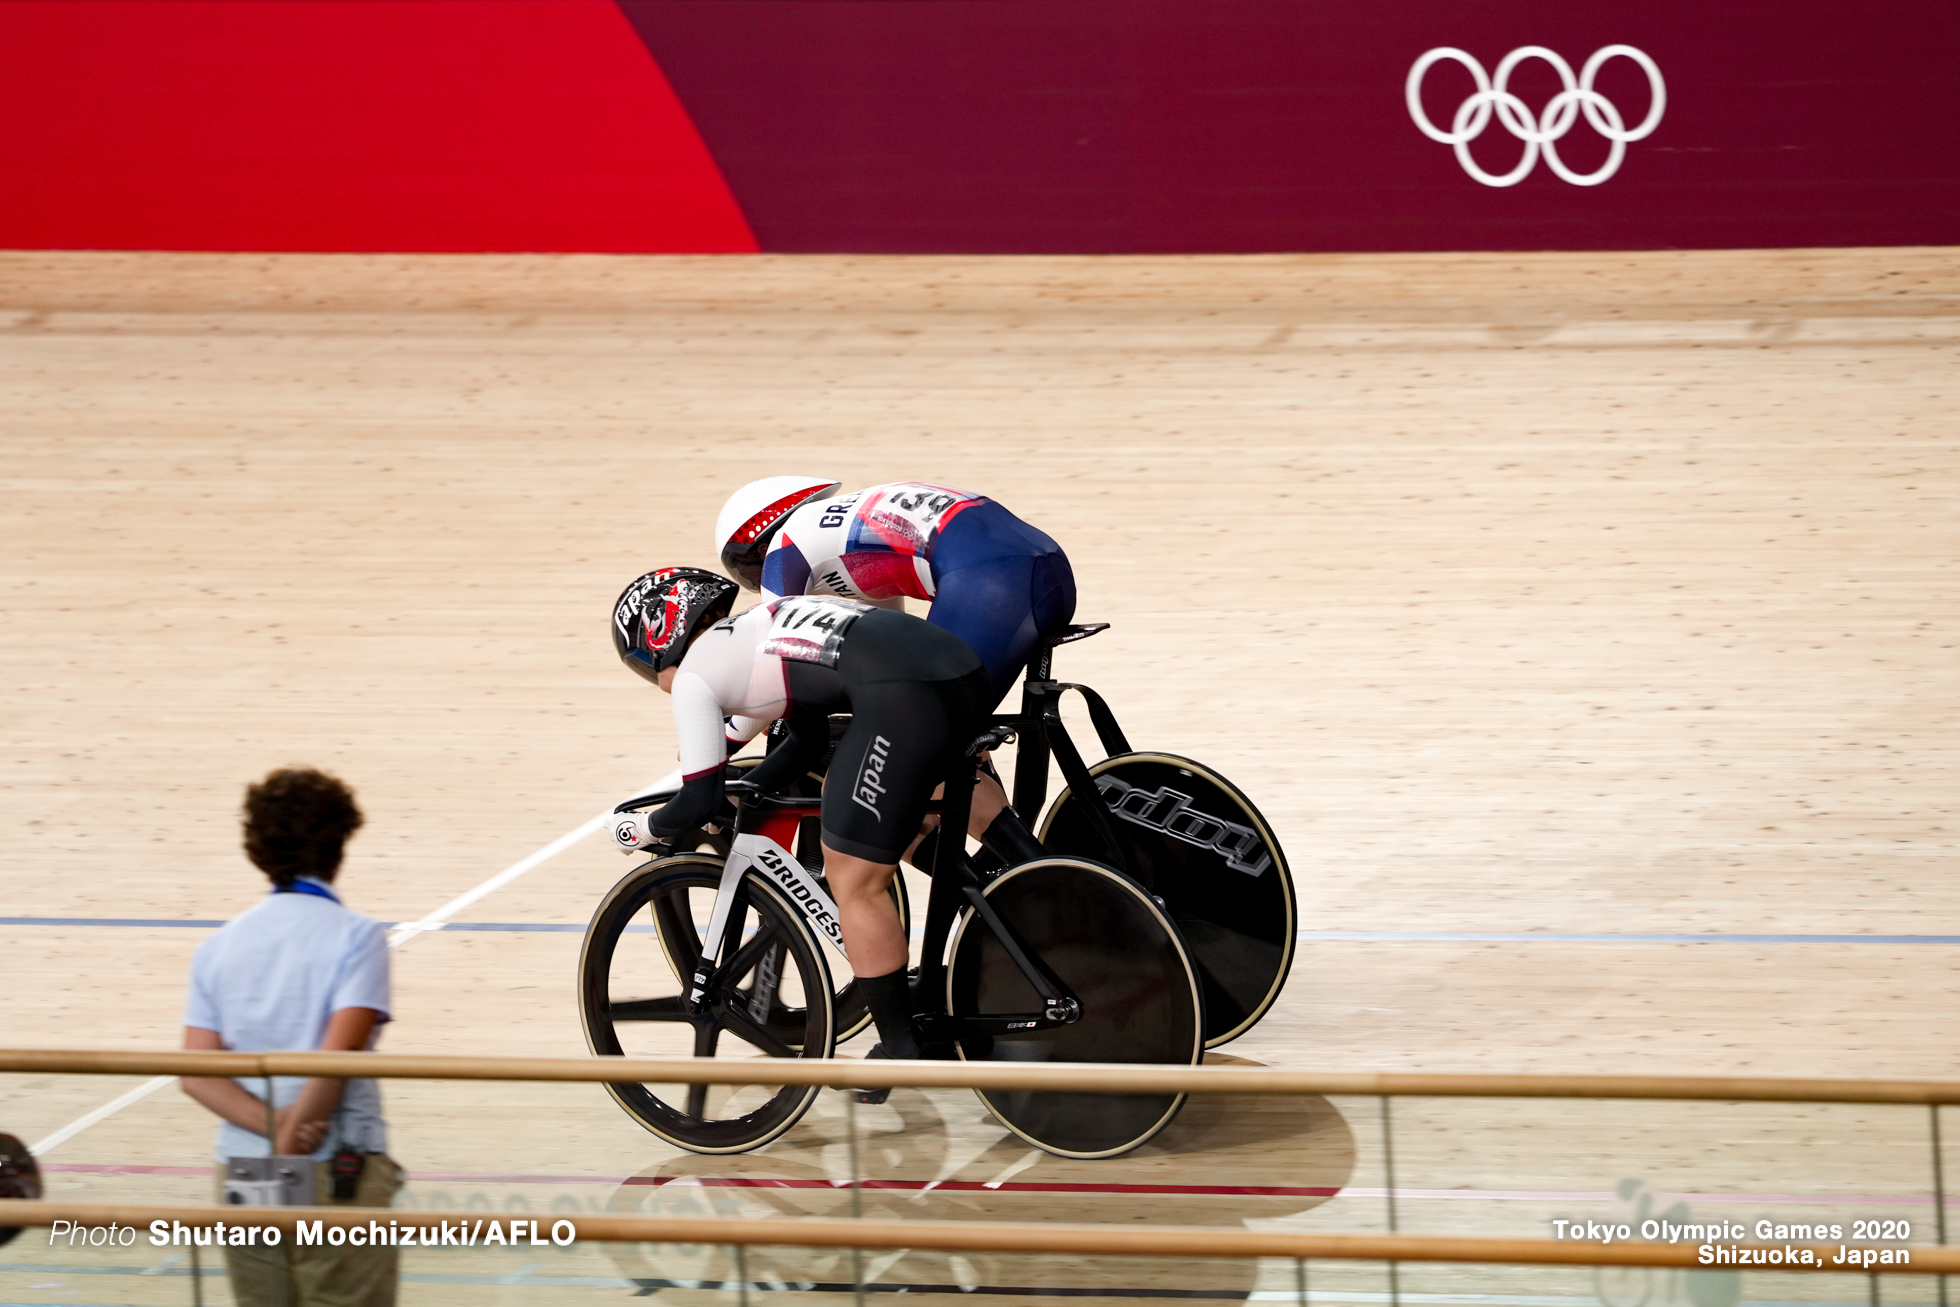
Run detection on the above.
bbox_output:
[1406,45,1666,187]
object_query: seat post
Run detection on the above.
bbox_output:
[917,754,980,1015]
[1010,647,1054,818]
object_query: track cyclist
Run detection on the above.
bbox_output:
[715,477,1074,709]
[610,567,991,1066]
[714,476,1074,860]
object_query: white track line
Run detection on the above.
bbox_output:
[383,772,676,945]
[26,774,678,1159]
[26,1075,178,1157]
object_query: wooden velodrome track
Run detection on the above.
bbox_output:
[2,248,1956,1304]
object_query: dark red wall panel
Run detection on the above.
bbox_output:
[618,0,1960,253]
[0,1,1952,253]
[0,0,755,252]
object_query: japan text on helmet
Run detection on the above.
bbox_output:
[715,475,843,590]
[612,567,739,684]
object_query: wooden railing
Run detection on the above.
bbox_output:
[3,1201,1954,1273]
[6,1045,1952,1300]
[6,1048,1960,1103]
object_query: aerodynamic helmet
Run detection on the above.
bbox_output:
[714,475,842,590]
[611,567,739,684]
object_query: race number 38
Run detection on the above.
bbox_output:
[762,596,875,668]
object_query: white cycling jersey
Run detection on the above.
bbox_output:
[674,597,877,779]
[759,481,986,605]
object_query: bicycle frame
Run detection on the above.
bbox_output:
[910,753,1080,1044]
[998,638,1142,875]
[678,776,1083,1046]
[611,626,1141,1051]
[689,802,843,1006]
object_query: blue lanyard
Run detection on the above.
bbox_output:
[275,878,341,905]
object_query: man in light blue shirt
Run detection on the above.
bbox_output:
[181,768,399,1307]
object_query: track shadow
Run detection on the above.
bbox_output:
[600,1052,1356,1302]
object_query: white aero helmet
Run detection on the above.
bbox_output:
[715,475,843,590]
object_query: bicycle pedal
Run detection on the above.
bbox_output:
[844,1085,893,1106]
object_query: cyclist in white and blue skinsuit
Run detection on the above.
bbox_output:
[716,478,1077,711]
[715,478,1075,863]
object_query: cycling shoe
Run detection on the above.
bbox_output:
[843,1043,902,1105]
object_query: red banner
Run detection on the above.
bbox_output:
[0,1,753,253]
[0,0,1952,253]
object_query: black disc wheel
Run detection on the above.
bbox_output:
[1039,753,1295,1048]
[579,853,835,1154]
[947,856,1201,1160]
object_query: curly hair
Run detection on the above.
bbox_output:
[242,768,364,887]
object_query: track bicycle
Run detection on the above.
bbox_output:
[580,721,1204,1158]
[695,621,1297,1048]
[578,620,1292,1155]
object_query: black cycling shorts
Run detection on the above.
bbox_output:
[818,672,990,862]
[779,609,991,864]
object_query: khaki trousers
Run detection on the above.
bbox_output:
[211,1154,402,1307]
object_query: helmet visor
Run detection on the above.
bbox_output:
[619,645,663,686]
[720,540,769,592]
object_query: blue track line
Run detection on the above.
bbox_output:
[1294,930,1960,945]
[5,918,1959,944]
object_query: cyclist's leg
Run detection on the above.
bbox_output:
[818,846,915,1061]
[929,556,1030,707]
[1027,547,1078,649]
[928,553,1075,848]
[821,845,915,1062]
[822,680,974,880]
[923,507,1074,855]
[821,669,990,1056]
[896,772,1024,876]
[819,674,987,1050]
[821,849,907,977]
[926,502,1075,701]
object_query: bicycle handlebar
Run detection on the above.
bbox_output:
[611,620,1107,815]
[611,776,770,816]
[614,775,980,823]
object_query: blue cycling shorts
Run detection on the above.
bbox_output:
[927,500,1076,707]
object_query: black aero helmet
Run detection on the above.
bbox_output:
[714,476,843,590]
[612,567,739,684]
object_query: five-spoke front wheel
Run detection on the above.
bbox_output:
[578,853,836,1154]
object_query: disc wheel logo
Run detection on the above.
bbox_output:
[1406,45,1666,187]
[1094,774,1272,878]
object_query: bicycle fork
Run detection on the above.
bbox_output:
[687,850,753,1008]
[689,830,850,1010]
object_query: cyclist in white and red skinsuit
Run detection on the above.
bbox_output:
[612,570,991,1065]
